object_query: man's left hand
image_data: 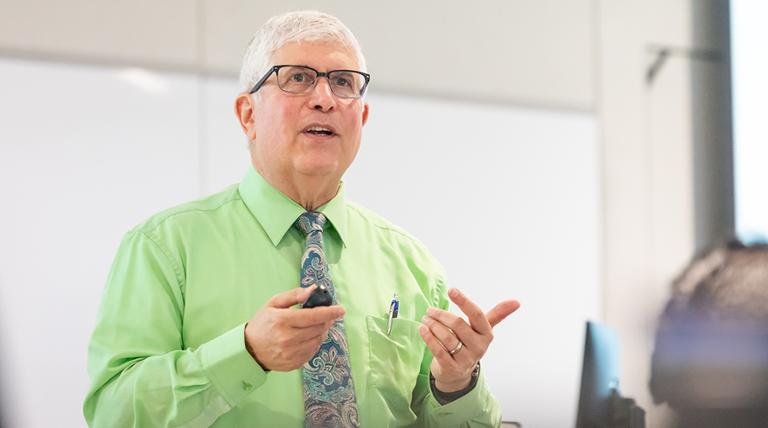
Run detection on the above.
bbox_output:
[419,288,520,393]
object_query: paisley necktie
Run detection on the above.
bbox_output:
[295,212,359,428]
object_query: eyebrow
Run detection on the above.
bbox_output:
[292,64,351,72]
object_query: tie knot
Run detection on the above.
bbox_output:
[295,211,326,235]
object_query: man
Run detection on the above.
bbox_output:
[650,241,768,428]
[84,10,519,427]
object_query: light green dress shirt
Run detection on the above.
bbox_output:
[84,167,502,427]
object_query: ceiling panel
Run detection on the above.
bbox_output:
[203,0,596,109]
[0,0,595,109]
[0,0,198,67]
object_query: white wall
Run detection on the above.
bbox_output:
[0,58,599,427]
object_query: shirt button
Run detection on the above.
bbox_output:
[241,381,253,391]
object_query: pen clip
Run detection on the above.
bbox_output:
[387,293,399,336]
[390,293,399,318]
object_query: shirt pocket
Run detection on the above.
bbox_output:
[365,315,426,425]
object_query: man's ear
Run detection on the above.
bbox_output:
[235,94,258,140]
[361,102,370,126]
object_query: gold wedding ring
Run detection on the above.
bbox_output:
[448,340,463,355]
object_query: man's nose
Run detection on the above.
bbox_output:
[308,77,336,112]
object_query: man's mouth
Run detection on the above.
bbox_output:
[303,125,337,137]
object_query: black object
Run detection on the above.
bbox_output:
[576,321,645,428]
[610,390,645,428]
[302,284,333,308]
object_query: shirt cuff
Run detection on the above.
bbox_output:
[424,365,501,423]
[199,322,267,407]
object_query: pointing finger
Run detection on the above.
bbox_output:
[447,288,492,335]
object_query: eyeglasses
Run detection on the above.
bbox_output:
[248,65,371,99]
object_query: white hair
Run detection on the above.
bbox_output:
[238,10,367,93]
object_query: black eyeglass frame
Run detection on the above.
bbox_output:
[248,65,371,99]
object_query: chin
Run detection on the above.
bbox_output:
[295,159,342,177]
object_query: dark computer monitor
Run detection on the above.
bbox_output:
[575,320,621,428]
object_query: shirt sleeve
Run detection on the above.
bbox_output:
[410,276,503,427]
[83,229,267,427]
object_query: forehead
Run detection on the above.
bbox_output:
[271,41,359,70]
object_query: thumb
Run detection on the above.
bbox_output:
[268,285,316,309]
[486,300,521,328]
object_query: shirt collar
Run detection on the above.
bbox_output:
[238,167,348,247]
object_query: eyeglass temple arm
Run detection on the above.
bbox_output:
[248,66,280,94]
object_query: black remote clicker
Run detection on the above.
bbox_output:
[302,283,333,308]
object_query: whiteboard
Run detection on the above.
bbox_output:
[353,96,601,426]
[0,59,202,428]
[0,59,599,427]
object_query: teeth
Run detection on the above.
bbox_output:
[306,126,332,133]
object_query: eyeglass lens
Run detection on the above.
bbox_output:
[276,66,366,98]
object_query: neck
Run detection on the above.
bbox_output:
[254,165,340,211]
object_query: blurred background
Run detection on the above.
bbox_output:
[0,0,765,427]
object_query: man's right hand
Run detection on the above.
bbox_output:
[244,285,344,371]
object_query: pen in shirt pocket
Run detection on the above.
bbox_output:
[387,293,399,335]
